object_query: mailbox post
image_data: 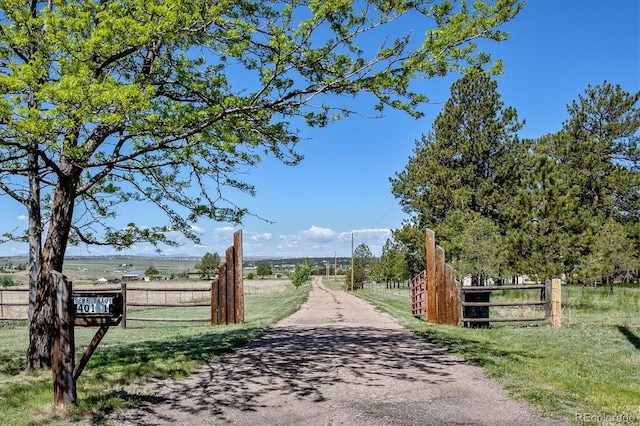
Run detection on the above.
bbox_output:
[72,292,123,381]
[52,272,123,410]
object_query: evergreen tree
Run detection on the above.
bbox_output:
[391,71,523,283]
[346,243,374,289]
[547,82,640,282]
[195,252,220,280]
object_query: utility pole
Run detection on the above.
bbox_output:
[351,233,354,291]
[334,251,337,282]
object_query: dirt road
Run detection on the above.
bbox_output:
[108,277,565,425]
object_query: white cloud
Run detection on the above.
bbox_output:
[299,225,337,242]
[263,226,392,257]
[17,215,27,221]
[250,232,272,241]
[213,226,236,238]
[190,225,206,234]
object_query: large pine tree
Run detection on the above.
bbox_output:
[391,71,523,280]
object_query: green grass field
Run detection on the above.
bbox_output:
[3,277,639,425]
[0,281,310,426]
[337,279,640,425]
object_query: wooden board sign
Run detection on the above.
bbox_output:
[72,292,123,318]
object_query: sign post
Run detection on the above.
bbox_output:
[52,281,123,410]
[71,292,123,381]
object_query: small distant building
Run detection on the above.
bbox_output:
[145,274,164,281]
[97,276,120,285]
[187,270,201,279]
[122,270,146,281]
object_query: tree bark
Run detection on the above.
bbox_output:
[27,169,78,371]
[26,149,47,371]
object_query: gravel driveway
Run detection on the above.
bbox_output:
[108,277,566,425]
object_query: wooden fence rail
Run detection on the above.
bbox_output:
[411,228,561,328]
[0,230,245,327]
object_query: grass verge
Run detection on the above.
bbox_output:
[326,279,640,425]
[0,281,310,426]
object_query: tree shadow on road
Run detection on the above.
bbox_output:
[110,325,467,424]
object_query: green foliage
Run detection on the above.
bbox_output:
[0,0,523,251]
[392,71,522,281]
[393,77,640,283]
[291,258,314,288]
[247,272,255,280]
[256,263,273,279]
[0,275,14,286]
[371,238,410,285]
[0,0,523,368]
[438,210,502,282]
[345,243,374,289]
[144,265,160,276]
[195,252,220,280]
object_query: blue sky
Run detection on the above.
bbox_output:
[1,0,639,259]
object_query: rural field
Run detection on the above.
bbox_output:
[1,270,639,425]
[0,272,309,426]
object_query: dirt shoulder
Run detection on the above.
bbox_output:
[107,277,566,425]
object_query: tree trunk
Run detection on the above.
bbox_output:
[26,150,46,371]
[609,276,614,296]
[26,172,78,371]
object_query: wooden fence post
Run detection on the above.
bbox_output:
[545,278,561,328]
[551,278,561,328]
[120,281,127,329]
[445,264,458,326]
[211,278,219,326]
[51,271,76,409]
[234,230,244,324]
[426,229,437,323]
[435,245,446,325]
[225,246,236,324]
[218,262,227,325]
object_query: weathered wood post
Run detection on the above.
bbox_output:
[120,281,127,329]
[218,262,228,324]
[445,264,459,326]
[426,229,437,323]
[234,230,244,323]
[51,271,76,409]
[545,278,562,328]
[551,278,561,328]
[435,245,446,324]
[211,278,219,326]
[210,230,244,326]
[225,245,236,324]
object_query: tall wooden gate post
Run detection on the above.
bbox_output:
[225,245,236,324]
[435,246,447,324]
[234,230,244,323]
[425,229,437,323]
[51,271,76,409]
[211,230,244,326]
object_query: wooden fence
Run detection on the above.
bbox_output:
[411,229,461,326]
[0,230,245,327]
[212,230,244,325]
[411,228,561,328]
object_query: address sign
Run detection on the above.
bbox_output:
[72,292,123,318]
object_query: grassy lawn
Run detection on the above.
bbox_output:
[331,278,640,424]
[0,281,310,426]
